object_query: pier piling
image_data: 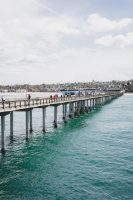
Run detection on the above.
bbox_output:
[29,109,33,132]
[54,106,58,128]
[42,107,46,132]
[10,112,13,140]
[26,110,29,139]
[1,115,5,153]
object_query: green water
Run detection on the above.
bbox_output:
[0,94,133,200]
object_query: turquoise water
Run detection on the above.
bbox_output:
[0,94,133,200]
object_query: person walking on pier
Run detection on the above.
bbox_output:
[27,94,31,106]
[28,94,31,100]
[1,96,5,109]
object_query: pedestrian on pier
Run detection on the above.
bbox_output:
[28,94,31,100]
[1,96,5,109]
[1,96,5,101]
[27,94,31,106]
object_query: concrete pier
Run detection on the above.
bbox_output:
[0,92,124,153]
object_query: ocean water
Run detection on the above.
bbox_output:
[0,94,133,200]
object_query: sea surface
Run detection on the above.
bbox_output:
[0,93,133,200]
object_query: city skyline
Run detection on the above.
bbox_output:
[0,0,133,84]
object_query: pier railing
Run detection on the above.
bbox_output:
[0,93,119,112]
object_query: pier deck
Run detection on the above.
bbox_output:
[0,94,116,114]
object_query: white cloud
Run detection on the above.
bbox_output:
[0,0,80,70]
[0,0,133,83]
[1,47,133,83]
[0,0,39,20]
[87,13,133,32]
[95,32,133,47]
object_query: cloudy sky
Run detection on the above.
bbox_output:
[0,0,133,84]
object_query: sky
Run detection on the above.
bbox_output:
[0,0,133,84]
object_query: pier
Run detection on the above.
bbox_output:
[0,92,123,153]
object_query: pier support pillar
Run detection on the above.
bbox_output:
[1,115,5,153]
[74,101,78,116]
[100,97,102,106]
[29,109,33,132]
[97,98,99,107]
[99,97,101,106]
[69,103,74,118]
[102,97,104,105]
[10,112,13,140]
[42,107,46,132]
[71,103,74,118]
[69,103,72,118]
[84,100,87,113]
[93,99,95,109]
[77,101,81,116]
[54,106,58,128]
[63,104,65,121]
[89,99,92,111]
[63,104,67,123]
[103,97,105,104]
[83,100,85,113]
[26,110,29,139]
[90,99,92,109]
[87,100,89,112]
[99,97,100,106]
[82,100,85,113]
[96,98,98,108]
